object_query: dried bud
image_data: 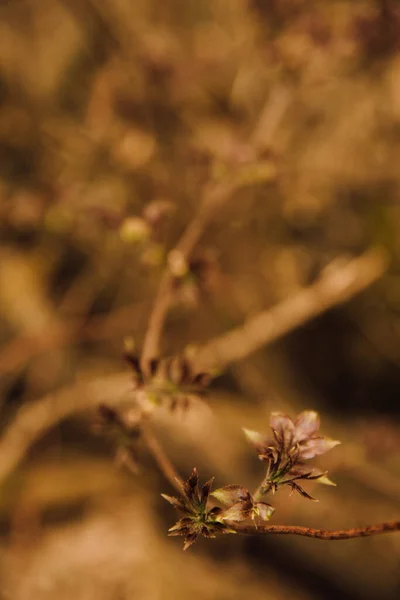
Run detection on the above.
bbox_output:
[162,469,236,550]
[125,351,211,411]
[244,410,340,500]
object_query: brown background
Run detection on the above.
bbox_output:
[0,1,399,599]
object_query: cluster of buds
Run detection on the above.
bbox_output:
[125,351,211,412]
[162,469,236,550]
[162,469,275,550]
[244,410,340,500]
[163,411,340,549]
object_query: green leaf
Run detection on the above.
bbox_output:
[316,474,337,486]
[243,428,266,447]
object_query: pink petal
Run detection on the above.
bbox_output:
[299,437,341,460]
[294,410,320,442]
[269,413,295,439]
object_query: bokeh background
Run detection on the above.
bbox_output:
[0,0,400,598]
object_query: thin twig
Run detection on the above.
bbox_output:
[141,81,292,367]
[141,427,183,493]
[141,179,236,367]
[233,521,400,540]
[250,83,292,150]
[0,372,133,484]
[193,247,388,372]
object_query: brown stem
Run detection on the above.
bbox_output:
[141,82,290,368]
[141,180,236,367]
[141,427,183,494]
[233,521,400,540]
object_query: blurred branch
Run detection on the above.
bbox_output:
[56,0,134,57]
[0,372,132,484]
[0,303,144,376]
[233,521,400,540]
[251,83,292,150]
[141,179,236,367]
[142,426,183,493]
[194,247,389,372]
[141,80,291,369]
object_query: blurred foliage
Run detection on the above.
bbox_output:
[0,1,399,599]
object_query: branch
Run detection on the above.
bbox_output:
[141,426,183,493]
[141,179,236,366]
[141,80,291,367]
[233,521,400,540]
[0,372,132,484]
[193,247,388,372]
